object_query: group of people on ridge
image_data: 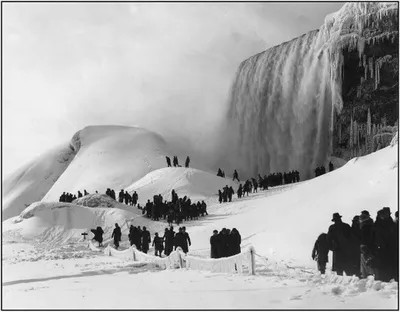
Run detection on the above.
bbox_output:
[166,156,190,168]
[59,189,92,202]
[312,208,398,282]
[138,189,208,225]
[314,162,334,177]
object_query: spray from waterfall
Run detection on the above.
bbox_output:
[223,2,398,179]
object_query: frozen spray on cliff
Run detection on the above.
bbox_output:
[223,2,398,179]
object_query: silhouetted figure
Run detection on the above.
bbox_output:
[166,156,171,167]
[78,191,83,198]
[185,156,190,168]
[312,233,329,274]
[210,230,220,258]
[182,226,191,254]
[84,189,89,196]
[152,233,164,257]
[111,223,121,249]
[327,213,353,276]
[233,170,240,182]
[141,226,151,254]
[218,190,223,204]
[329,161,334,172]
[91,226,104,247]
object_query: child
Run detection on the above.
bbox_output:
[312,233,329,274]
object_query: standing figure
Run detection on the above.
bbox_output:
[210,230,220,258]
[312,233,329,274]
[185,156,190,168]
[152,233,164,257]
[166,156,171,167]
[141,226,151,254]
[111,223,122,249]
[233,170,240,182]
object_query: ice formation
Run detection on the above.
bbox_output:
[225,2,398,179]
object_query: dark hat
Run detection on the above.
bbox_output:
[361,210,370,216]
[332,213,342,221]
[359,214,371,223]
[352,215,360,222]
[213,230,218,234]
[382,207,391,214]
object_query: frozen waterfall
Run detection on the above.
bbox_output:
[224,2,398,179]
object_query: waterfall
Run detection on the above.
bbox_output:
[224,2,398,179]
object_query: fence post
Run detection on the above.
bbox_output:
[249,248,255,275]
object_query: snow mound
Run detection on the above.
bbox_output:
[127,167,239,205]
[72,193,127,209]
[3,125,211,221]
[2,143,76,221]
[3,201,136,246]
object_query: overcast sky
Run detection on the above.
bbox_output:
[3,2,344,177]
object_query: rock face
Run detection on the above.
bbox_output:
[332,14,399,160]
[225,3,398,179]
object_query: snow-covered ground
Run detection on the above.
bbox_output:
[2,126,398,308]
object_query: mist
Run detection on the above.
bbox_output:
[3,2,344,176]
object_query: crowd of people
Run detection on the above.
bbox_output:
[165,156,191,168]
[315,162,334,177]
[138,190,208,225]
[312,208,398,282]
[90,223,192,256]
[210,228,241,258]
[59,189,92,202]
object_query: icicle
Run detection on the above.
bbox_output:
[369,58,374,79]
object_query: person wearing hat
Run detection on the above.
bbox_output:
[359,213,375,278]
[373,207,396,282]
[111,223,122,249]
[210,230,220,259]
[141,226,151,254]
[351,215,361,240]
[327,213,354,276]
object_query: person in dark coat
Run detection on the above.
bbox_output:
[129,225,135,246]
[174,227,185,251]
[185,156,190,168]
[237,184,243,199]
[233,170,240,182]
[218,190,223,204]
[141,226,151,254]
[91,226,104,247]
[359,213,375,278]
[329,161,334,172]
[327,213,354,276]
[111,223,122,249]
[152,233,164,257]
[136,226,142,251]
[219,228,230,258]
[351,215,361,240]
[210,230,220,258]
[373,208,397,282]
[312,233,329,274]
[230,228,241,255]
[166,156,171,167]
[182,226,191,254]
[165,226,175,255]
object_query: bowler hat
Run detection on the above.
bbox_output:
[332,213,342,221]
[361,210,370,216]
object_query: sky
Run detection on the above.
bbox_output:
[2,2,344,177]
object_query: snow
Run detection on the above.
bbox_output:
[2,125,213,221]
[3,137,398,308]
[126,167,239,205]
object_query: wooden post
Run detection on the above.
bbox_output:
[250,249,255,275]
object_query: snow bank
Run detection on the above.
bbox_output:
[126,167,239,204]
[3,125,215,221]
[3,201,137,246]
[2,142,76,221]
